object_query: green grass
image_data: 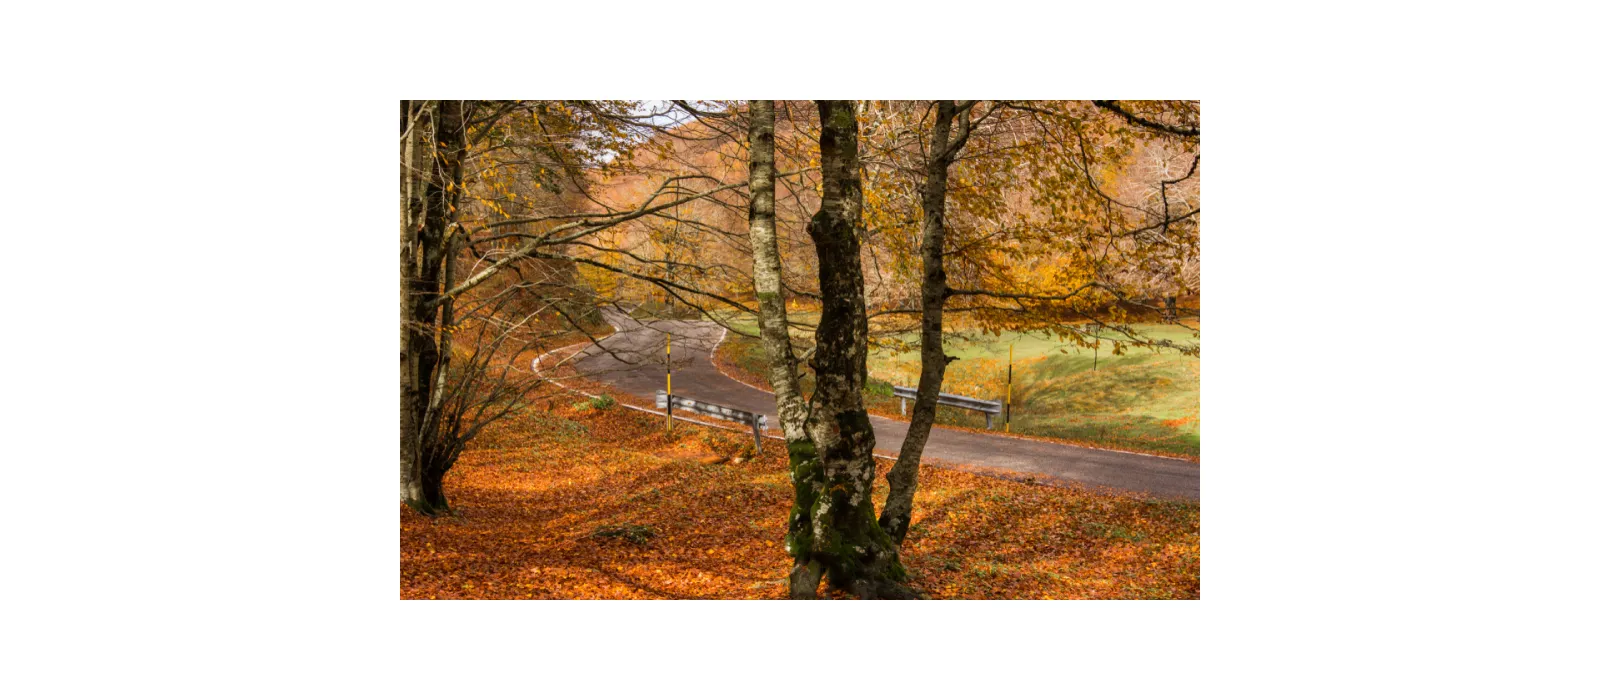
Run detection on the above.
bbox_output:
[710,309,817,339]
[870,325,1199,457]
[632,300,702,321]
[868,324,1198,365]
[716,314,1199,458]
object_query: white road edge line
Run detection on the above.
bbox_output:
[533,332,785,444]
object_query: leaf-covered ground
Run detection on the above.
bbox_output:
[401,397,1199,599]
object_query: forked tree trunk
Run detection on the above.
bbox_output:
[401,99,467,516]
[880,100,971,544]
[788,100,914,599]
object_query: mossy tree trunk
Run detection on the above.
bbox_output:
[746,101,821,588]
[880,100,977,544]
[787,100,915,599]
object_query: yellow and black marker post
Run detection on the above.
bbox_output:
[1006,343,1013,433]
[666,332,673,431]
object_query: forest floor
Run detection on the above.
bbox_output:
[400,397,1199,600]
[715,316,1200,458]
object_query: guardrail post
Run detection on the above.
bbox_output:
[1006,343,1013,433]
[665,332,673,431]
[894,384,1002,431]
[658,389,770,456]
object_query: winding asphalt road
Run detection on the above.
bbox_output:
[567,310,1199,500]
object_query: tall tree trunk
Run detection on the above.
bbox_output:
[788,100,913,599]
[400,100,430,509]
[747,100,826,595]
[745,100,808,441]
[879,101,971,544]
[401,99,467,516]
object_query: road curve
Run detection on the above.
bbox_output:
[568,310,1199,501]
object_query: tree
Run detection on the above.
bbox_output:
[400,100,756,515]
[878,100,981,543]
[744,100,809,443]
[400,99,468,514]
[722,100,1199,592]
[402,99,1199,597]
[870,99,1200,546]
[784,100,914,599]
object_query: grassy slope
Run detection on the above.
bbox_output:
[715,313,1200,458]
[401,399,1199,599]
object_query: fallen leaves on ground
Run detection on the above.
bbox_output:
[401,397,1199,600]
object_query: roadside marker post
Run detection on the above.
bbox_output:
[1088,322,1100,371]
[1006,343,1013,433]
[666,332,672,431]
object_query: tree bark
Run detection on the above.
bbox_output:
[788,100,913,599]
[880,101,971,545]
[401,99,468,516]
[400,100,430,510]
[745,101,808,442]
[747,101,830,596]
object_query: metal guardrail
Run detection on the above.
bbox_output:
[656,390,769,453]
[892,385,1003,430]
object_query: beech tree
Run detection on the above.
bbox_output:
[400,99,469,514]
[865,100,1200,543]
[744,100,809,443]
[877,100,982,542]
[400,100,760,515]
[727,100,1200,592]
[402,100,1199,604]
[751,101,914,599]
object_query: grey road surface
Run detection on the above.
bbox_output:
[566,310,1199,501]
